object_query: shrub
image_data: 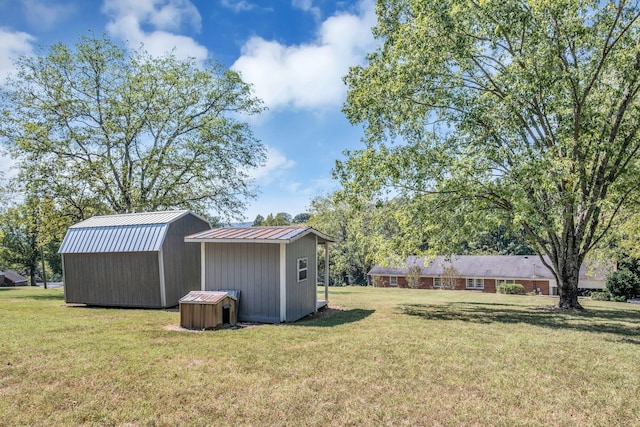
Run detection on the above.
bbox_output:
[590,291,609,301]
[372,276,385,287]
[605,269,640,302]
[497,283,526,295]
[406,265,422,289]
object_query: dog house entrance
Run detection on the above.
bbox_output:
[223,304,231,324]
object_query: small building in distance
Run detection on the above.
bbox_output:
[185,226,334,323]
[59,210,210,308]
[368,255,610,295]
[1,270,28,286]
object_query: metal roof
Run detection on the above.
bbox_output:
[70,210,192,228]
[59,224,168,253]
[59,210,209,254]
[368,255,610,281]
[185,226,335,244]
[179,290,238,304]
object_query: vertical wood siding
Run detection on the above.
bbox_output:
[63,252,161,307]
[285,234,317,322]
[162,215,210,305]
[204,242,280,323]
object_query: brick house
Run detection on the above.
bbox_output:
[368,255,609,295]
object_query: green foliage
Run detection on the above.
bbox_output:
[0,196,69,285]
[252,214,264,226]
[339,0,640,309]
[0,34,265,221]
[258,212,291,226]
[292,213,310,224]
[590,291,609,301]
[497,284,526,295]
[605,269,640,302]
[308,192,423,286]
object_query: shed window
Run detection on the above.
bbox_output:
[433,277,441,288]
[390,276,398,286]
[297,257,308,282]
[466,278,484,289]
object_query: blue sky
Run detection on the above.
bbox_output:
[0,0,377,221]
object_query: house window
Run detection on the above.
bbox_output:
[297,257,308,282]
[433,277,441,288]
[496,279,515,286]
[466,278,484,289]
[390,276,398,286]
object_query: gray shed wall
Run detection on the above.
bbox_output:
[162,215,210,306]
[63,252,161,307]
[285,234,317,322]
[204,242,280,323]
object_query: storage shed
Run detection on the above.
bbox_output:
[179,290,238,330]
[185,226,334,323]
[59,210,210,308]
[3,270,27,286]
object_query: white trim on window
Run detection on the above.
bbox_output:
[496,279,516,286]
[433,277,441,288]
[466,278,484,289]
[390,276,398,287]
[297,257,308,282]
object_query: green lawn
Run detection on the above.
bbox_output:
[1,286,639,426]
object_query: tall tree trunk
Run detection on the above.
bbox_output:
[41,247,48,289]
[556,254,583,310]
[29,265,37,287]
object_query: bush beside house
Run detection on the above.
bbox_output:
[605,269,640,302]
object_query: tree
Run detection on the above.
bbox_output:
[261,212,291,226]
[252,214,265,226]
[339,0,640,309]
[0,194,70,286]
[308,192,424,285]
[406,265,422,289]
[292,213,311,224]
[440,264,460,290]
[0,35,265,220]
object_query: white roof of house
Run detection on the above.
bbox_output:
[59,210,209,254]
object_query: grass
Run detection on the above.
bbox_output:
[1,286,640,426]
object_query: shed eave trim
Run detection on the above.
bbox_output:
[185,237,293,244]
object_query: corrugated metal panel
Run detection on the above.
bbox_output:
[186,226,335,244]
[179,291,237,304]
[70,210,190,228]
[59,224,168,253]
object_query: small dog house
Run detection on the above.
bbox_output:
[185,226,334,323]
[59,210,210,308]
[179,290,238,330]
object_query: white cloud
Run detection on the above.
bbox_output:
[247,145,296,184]
[102,0,208,61]
[292,0,321,21]
[0,28,35,82]
[21,0,76,31]
[232,0,376,111]
[220,0,255,12]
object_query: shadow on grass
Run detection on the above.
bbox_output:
[7,292,65,301]
[399,302,640,343]
[294,308,375,327]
